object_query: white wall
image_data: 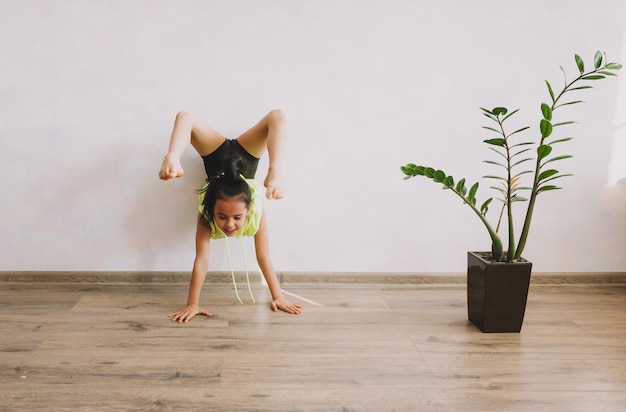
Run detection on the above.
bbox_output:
[1,0,625,273]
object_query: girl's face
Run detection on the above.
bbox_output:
[214,197,249,236]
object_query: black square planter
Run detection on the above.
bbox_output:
[467,251,533,333]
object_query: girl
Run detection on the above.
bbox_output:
[159,109,302,323]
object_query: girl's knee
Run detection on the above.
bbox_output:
[176,111,193,122]
[267,109,286,124]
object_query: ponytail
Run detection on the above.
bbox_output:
[199,154,252,228]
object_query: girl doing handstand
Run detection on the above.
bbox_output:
[159,109,302,323]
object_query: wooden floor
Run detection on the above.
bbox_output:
[1,281,625,411]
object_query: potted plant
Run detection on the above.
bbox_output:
[400,51,621,333]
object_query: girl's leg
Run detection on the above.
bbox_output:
[240,110,298,313]
[236,109,286,199]
[159,111,226,180]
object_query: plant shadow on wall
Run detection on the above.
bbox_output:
[401,51,621,333]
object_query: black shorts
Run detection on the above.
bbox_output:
[201,139,260,181]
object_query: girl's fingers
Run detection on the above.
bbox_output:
[198,309,213,317]
[169,308,213,323]
[274,302,302,315]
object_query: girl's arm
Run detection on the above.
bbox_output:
[169,214,213,323]
[254,214,302,315]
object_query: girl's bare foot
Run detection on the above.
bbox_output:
[159,155,184,180]
[263,167,284,199]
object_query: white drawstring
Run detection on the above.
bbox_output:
[224,236,255,304]
[241,236,256,303]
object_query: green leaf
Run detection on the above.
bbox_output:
[401,164,419,176]
[568,85,593,91]
[433,170,446,182]
[594,51,603,69]
[492,107,508,116]
[606,62,622,70]
[468,182,479,198]
[540,119,553,138]
[484,138,506,146]
[490,185,507,195]
[575,54,584,74]
[545,80,555,102]
[482,126,502,133]
[510,141,534,149]
[408,164,426,176]
[512,170,533,179]
[541,103,552,121]
[455,178,467,195]
[480,108,499,122]
[542,154,573,165]
[468,182,479,205]
[482,113,498,122]
[554,100,584,109]
[537,144,553,159]
[548,137,573,145]
[540,173,573,184]
[511,145,533,153]
[488,147,506,159]
[502,108,520,122]
[538,169,559,182]
[598,71,617,76]
[484,160,507,169]
[511,158,533,168]
[582,75,605,80]
[483,175,507,181]
[510,149,532,160]
[424,167,435,178]
[509,126,530,137]
[510,196,528,202]
[537,185,562,194]
[443,175,454,187]
[553,121,577,127]
[480,198,492,215]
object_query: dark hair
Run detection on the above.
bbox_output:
[199,154,252,229]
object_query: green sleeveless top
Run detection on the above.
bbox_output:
[198,177,263,239]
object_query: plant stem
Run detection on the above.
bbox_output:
[498,115,516,261]
[514,67,604,260]
[450,187,504,260]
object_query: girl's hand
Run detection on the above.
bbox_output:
[169,304,212,323]
[271,296,302,315]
